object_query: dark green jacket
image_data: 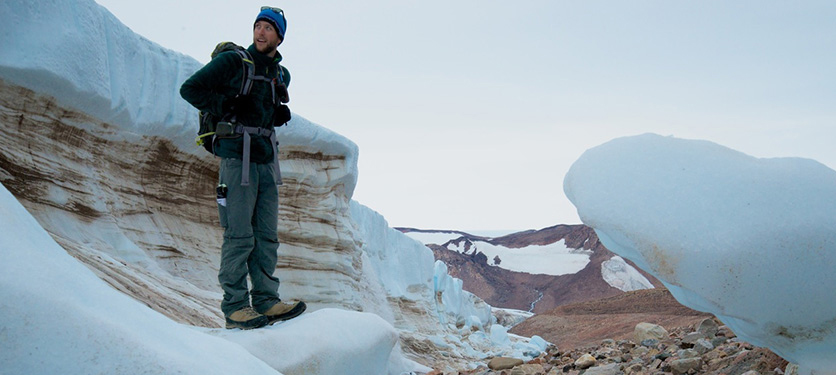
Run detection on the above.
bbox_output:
[180,45,291,163]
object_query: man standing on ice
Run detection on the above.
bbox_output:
[180,6,305,329]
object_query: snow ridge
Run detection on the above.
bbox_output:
[0,0,201,146]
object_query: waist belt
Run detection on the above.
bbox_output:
[233,125,282,187]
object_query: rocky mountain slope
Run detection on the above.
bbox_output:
[401,225,663,313]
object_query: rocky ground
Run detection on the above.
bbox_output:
[510,289,711,349]
[425,317,794,375]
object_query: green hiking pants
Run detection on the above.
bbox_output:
[217,158,281,316]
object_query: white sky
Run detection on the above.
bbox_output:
[95,0,836,232]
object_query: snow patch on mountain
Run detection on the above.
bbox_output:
[404,230,478,246]
[601,256,655,292]
[468,240,591,276]
[406,231,592,277]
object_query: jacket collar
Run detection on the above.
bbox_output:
[247,44,283,66]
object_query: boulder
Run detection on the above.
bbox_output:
[574,353,596,369]
[693,338,714,354]
[681,332,704,345]
[670,357,702,375]
[488,357,524,370]
[512,363,547,375]
[696,318,719,337]
[677,349,699,359]
[583,363,623,375]
[634,323,668,343]
[717,325,736,337]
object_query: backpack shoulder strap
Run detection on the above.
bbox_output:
[235,49,256,96]
[275,61,285,84]
[239,51,286,106]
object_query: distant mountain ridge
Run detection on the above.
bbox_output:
[398,225,662,313]
[397,224,605,250]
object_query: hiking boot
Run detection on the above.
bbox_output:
[262,301,307,324]
[225,306,269,329]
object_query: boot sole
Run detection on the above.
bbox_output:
[225,316,269,330]
[267,301,307,325]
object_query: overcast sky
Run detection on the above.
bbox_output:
[95,0,836,232]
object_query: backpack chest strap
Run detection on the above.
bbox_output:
[233,124,273,138]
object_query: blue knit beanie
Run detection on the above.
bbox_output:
[255,8,287,38]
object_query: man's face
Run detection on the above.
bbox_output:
[253,20,282,56]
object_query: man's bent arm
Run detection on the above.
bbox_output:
[180,53,239,116]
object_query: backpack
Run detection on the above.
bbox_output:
[196,42,290,154]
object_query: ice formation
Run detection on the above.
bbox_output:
[564,133,836,374]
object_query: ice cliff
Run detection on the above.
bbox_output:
[564,133,836,375]
[0,0,545,374]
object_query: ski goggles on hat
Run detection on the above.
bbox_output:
[257,6,287,37]
[261,6,284,16]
